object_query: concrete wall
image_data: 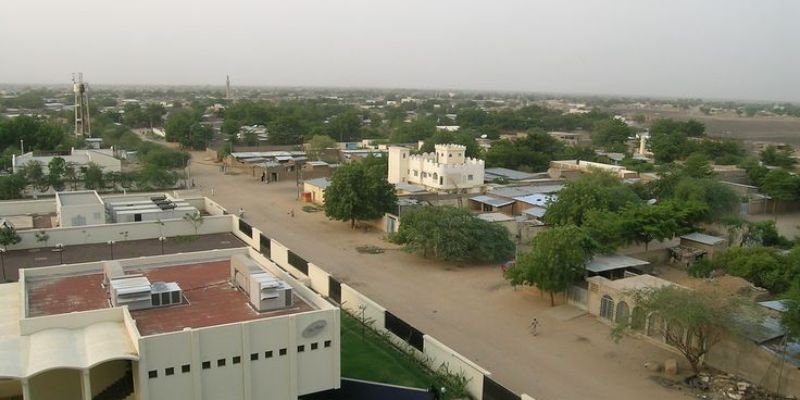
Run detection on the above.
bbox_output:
[423,335,488,398]
[0,199,56,216]
[9,215,233,250]
[707,333,800,396]
[137,309,339,400]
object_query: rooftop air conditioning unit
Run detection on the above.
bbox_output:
[150,281,182,307]
[110,276,153,310]
[249,272,293,312]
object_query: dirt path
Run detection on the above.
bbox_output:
[190,152,693,400]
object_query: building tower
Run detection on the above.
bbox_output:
[73,72,91,137]
[225,75,232,100]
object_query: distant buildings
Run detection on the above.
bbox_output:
[12,148,121,174]
[388,144,484,192]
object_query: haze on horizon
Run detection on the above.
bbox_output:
[1,0,798,102]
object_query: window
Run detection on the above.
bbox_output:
[324,340,332,348]
[615,301,631,324]
[148,370,158,379]
[217,359,226,367]
[161,292,169,305]
[250,353,259,361]
[599,295,615,320]
[151,293,161,306]
[413,170,418,176]
[402,153,406,159]
[232,356,241,364]
[181,364,191,373]
[311,342,319,350]
[265,350,273,358]
[439,177,443,185]
[297,345,305,353]
[171,291,181,304]
[279,348,287,356]
[165,367,174,376]
[202,361,211,370]
[467,174,473,181]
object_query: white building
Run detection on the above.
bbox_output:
[55,191,106,227]
[0,248,340,400]
[388,144,484,192]
[12,148,121,174]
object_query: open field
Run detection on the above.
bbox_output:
[607,106,800,144]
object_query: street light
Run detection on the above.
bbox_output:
[158,236,166,255]
[107,240,115,260]
[54,243,64,264]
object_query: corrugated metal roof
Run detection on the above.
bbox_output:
[680,232,726,246]
[470,195,514,208]
[484,167,537,181]
[513,194,557,207]
[759,300,791,313]
[522,207,547,218]
[304,178,330,189]
[490,185,564,199]
[733,315,785,344]
[394,182,427,193]
[586,255,650,273]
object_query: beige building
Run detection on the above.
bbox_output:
[0,248,339,400]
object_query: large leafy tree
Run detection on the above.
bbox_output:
[83,162,105,190]
[21,160,48,192]
[591,119,633,152]
[544,171,641,226]
[484,131,566,172]
[761,169,799,213]
[614,286,752,374]
[392,206,514,263]
[618,203,681,251]
[47,157,67,191]
[505,225,594,306]
[0,174,26,200]
[324,160,397,229]
[306,135,337,160]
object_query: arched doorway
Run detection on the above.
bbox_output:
[29,368,82,400]
[614,301,630,324]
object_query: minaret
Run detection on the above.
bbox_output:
[73,72,91,137]
[225,75,232,100]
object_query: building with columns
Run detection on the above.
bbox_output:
[387,144,484,192]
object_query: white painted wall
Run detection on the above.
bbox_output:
[423,335,487,399]
[0,199,56,216]
[59,203,106,227]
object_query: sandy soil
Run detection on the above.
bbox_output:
[190,153,695,400]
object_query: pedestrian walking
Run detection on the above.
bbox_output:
[261,172,266,182]
[238,208,245,218]
[529,318,540,336]
[210,187,215,196]
[289,209,295,218]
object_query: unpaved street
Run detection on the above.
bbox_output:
[190,153,693,400]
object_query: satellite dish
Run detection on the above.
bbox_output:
[480,134,488,139]
[302,320,328,338]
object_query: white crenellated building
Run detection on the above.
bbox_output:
[388,144,484,192]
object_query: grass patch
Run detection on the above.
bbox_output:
[340,313,432,389]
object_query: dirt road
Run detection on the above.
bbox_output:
[190,153,693,400]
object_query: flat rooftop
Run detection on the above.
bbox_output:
[27,260,314,336]
[57,191,102,206]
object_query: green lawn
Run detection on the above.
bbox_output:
[340,313,433,389]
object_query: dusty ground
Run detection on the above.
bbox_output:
[190,153,695,400]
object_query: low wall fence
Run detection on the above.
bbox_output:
[228,209,532,400]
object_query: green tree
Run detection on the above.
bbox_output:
[183,210,204,236]
[83,162,105,190]
[392,206,515,263]
[618,203,680,251]
[761,169,799,213]
[683,153,714,178]
[0,224,21,281]
[0,174,27,200]
[613,285,752,374]
[306,135,337,160]
[505,225,593,306]
[782,283,800,339]
[591,119,633,152]
[47,157,67,191]
[714,246,794,293]
[323,161,397,229]
[544,171,641,226]
[760,145,796,168]
[672,177,739,222]
[21,160,48,192]
[64,162,80,190]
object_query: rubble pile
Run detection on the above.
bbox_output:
[685,373,794,400]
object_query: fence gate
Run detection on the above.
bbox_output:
[567,285,588,310]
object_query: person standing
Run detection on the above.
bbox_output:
[529,318,540,336]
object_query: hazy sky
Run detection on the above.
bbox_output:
[1,0,798,101]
